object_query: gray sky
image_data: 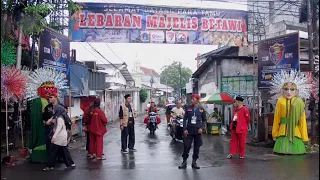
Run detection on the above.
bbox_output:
[71,0,247,73]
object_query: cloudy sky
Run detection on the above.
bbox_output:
[71,0,247,73]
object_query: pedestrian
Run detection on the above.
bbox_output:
[227,96,251,159]
[43,93,69,163]
[43,105,76,171]
[85,98,108,160]
[43,93,59,158]
[119,94,137,154]
[178,94,207,169]
[64,105,73,148]
[82,101,95,157]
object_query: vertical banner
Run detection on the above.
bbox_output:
[68,3,248,46]
[258,32,300,89]
[39,27,71,86]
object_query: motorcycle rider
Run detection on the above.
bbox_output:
[144,102,161,127]
[178,94,207,169]
[170,100,185,138]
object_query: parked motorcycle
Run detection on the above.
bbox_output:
[148,112,158,135]
[169,115,184,141]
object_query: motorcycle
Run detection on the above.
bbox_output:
[147,112,158,135]
[169,115,184,141]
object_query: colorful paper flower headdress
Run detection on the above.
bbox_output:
[25,67,68,100]
[268,69,313,101]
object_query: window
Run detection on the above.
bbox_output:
[221,76,256,96]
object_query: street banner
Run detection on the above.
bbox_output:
[39,27,71,86]
[69,3,248,46]
[258,32,300,89]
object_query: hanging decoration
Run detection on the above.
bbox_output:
[1,40,17,66]
[25,67,68,101]
[1,66,28,102]
[1,66,28,157]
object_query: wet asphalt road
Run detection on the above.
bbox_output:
[1,113,319,180]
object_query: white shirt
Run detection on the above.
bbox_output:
[171,107,185,117]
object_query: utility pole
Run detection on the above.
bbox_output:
[16,13,24,69]
[150,70,154,103]
[166,78,168,101]
[307,0,316,144]
[307,0,315,72]
[179,62,182,99]
[312,0,319,57]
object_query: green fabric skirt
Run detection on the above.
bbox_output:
[273,136,306,155]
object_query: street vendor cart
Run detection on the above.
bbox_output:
[201,93,234,135]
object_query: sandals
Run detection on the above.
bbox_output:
[96,157,106,160]
[42,167,54,171]
[226,154,244,159]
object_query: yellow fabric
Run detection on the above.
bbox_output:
[272,97,309,141]
[40,97,49,113]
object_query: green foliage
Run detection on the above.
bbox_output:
[161,97,166,104]
[67,0,80,12]
[20,3,54,37]
[140,88,148,103]
[1,39,16,66]
[160,61,193,91]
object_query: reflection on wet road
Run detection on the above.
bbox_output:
[1,114,319,180]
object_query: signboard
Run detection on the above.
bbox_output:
[69,3,248,46]
[39,27,70,86]
[258,32,300,89]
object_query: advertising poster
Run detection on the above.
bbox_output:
[258,32,300,89]
[39,27,70,86]
[69,3,248,46]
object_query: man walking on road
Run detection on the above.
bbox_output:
[179,94,207,169]
[119,94,137,154]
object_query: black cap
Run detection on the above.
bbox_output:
[124,94,131,99]
[235,96,244,102]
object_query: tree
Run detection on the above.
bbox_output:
[140,88,148,103]
[160,61,193,92]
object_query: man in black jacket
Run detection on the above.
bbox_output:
[178,94,207,169]
[43,93,72,160]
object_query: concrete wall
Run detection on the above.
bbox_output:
[221,59,255,77]
[197,61,219,97]
[104,90,142,122]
